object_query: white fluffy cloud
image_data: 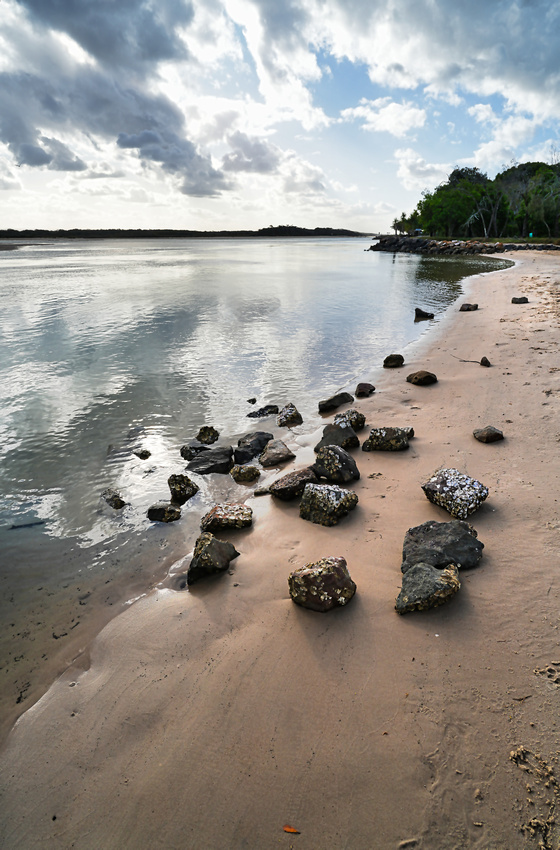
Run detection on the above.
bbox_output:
[341,98,426,137]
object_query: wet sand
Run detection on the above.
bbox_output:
[1,251,560,849]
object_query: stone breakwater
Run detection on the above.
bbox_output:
[369,234,560,255]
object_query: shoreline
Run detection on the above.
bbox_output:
[1,250,560,848]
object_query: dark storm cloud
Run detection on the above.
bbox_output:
[222,132,281,174]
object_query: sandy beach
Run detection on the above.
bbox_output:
[1,250,559,849]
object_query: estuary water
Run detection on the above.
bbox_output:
[0,237,510,728]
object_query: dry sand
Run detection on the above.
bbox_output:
[1,251,560,850]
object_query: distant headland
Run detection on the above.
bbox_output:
[0,225,371,241]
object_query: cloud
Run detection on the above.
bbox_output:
[222,131,281,173]
[394,147,449,192]
[341,98,426,137]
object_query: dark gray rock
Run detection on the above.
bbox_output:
[184,532,240,585]
[230,465,261,483]
[401,519,483,574]
[512,296,529,304]
[473,425,504,443]
[269,467,318,501]
[277,402,303,427]
[362,427,409,452]
[480,356,492,367]
[333,408,366,432]
[147,501,181,522]
[383,353,404,368]
[318,391,354,413]
[247,404,279,418]
[314,422,360,452]
[234,431,273,464]
[259,439,296,467]
[355,382,375,397]
[133,448,151,460]
[196,425,220,444]
[288,556,356,612]
[312,445,360,483]
[168,473,199,505]
[180,443,210,461]
[299,483,358,526]
[395,563,460,614]
[187,446,233,474]
[247,397,257,404]
[200,503,253,532]
[406,370,438,386]
[421,467,489,519]
[415,307,434,320]
[459,303,478,311]
[102,488,126,510]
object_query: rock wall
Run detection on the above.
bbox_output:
[369,235,560,255]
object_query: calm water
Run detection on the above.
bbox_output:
[0,237,510,721]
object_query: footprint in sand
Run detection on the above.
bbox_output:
[534,662,560,686]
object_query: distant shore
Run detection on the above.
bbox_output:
[0,225,371,241]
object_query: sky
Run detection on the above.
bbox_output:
[1,0,559,233]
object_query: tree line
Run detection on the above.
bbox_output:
[393,161,560,240]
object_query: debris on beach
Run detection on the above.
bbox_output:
[401,519,483,574]
[421,468,489,519]
[101,488,126,510]
[147,501,181,522]
[473,425,504,443]
[333,408,366,432]
[269,467,318,501]
[362,427,410,452]
[414,307,434,320]
[230,464,260,483]
[383,353,404,368]
[395,563,460,613]
[406,370,438,386]
[312,445,360,483]
[184,532,240,585]
[187,446,234,474]
[288,556,356,612]
[318,391,354,413]
[355,382,375,396]
[168,473,199,504]
[277,402,303,427]
[299,482,358,526]
[283,825,301,834]
[196,425,220,444]
[234,431,273,464]
[200,503,253,532]
[259,439,296,467]
[314,421,360,452]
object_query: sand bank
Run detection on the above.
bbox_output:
[1,251,559,849]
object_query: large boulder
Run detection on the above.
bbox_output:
[401,519,483,574]
[383,353,404,368]
[421,467,489,519]
[230,465,261,483]
[318,391,354,413]
[187,446,234,474]
[147,501,181,523]
[312,445,360,483]
[333,408,366,432]
[473,425,504,443]
[299,483,358,526]
[269,467,318,501]
[196,425,220,444]
[314,422,360,452]
[395,563,460,614]
[234,431,273,464]
[184,532,240,585]
[168,473,199,504]
[277,403,303,427]
[288,557,357,612]
[259,439,296,467]
[362,427,409,452]
[200,503,253,532]
[406,370,438,386]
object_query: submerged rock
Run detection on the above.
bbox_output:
[277,402,303,427]
[362,427,409,452]
[383,353,404,368]
[133,448,151,460]
[312,445,360,483]
[288,556,356,612]
[299,483,358,526]
[185,532,240,585]
[168,473,199,505]
[234,431,273,464]
[269,467,318,501]
[259,439,295,467]
[314,422,360,452]
[147,501,181,523]
[318,391,354,413]
[355,382,375,397]
[401,519,483,574]
[230,465,261,483]
[102,488,126,510]
[180,443,210,461]
[247,404,279,418]
[395,563,460,614]
[200,503,253,532]
[473,425,504,443]
[421,467,489,519]
[333,408,366,432]
[406,370,438,386]
[187,446,233,475]
[196,425,220,445]
[415,307,434,320]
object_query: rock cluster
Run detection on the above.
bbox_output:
[368,235,560,255]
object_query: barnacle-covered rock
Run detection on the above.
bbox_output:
[333,408,366,432]
[196,425,220,444]
[314,422,360,452]
[200,503,253,532]
[362,427,409,452]
[288,556,356,612]
[269,467,318,501]
[312,445,360,483]
[401,519,483,574]
[421,467,489,519]
[230,465,261,483]
[168,473,199,505]
[277,402,303,427]
[259,439,296,467]
[183,532,240,585]
[318,391,354,413]
[299,483,358,526]
[147,501,181,523]
[395,563,460,614]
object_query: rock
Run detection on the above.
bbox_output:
[184,532,240,585]
[403,426,415,439]
[102,488,126,510]
[395,563,460,614]
[187,446,234,474]
[415,307,434,320]
[480,356,492,367]
[230,465,261,483]
[277,402,303,427]
[333,408,366,432]
[200,503,253,532]
[512,296,529,304]
[288,556,356,612]
[401,519,483,574]
[314,422,360,452]
[196,425,220,445]
[421,467,489,519]
[473,425,504,443]
[459,303,478,311]
[362,427,409,452]
[355,382,375,397]
[246,404,279,418]
[269,467,318,501]
[406,370,438,386]
[247,397,257,404]
[180,443,210,461]
[312,445,360,483]
[168,473,199,504]
[318,391,354,413]
[133,448,151,459]
[147,501,181,522]
[299,483,358,526]
[384,353,404,368]
[234,431,273,464]
[259,439,296,467]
